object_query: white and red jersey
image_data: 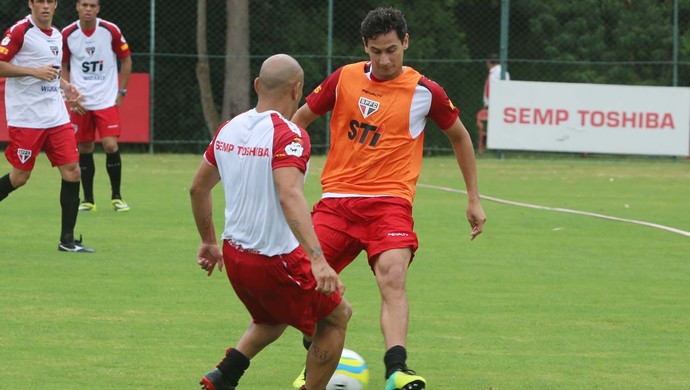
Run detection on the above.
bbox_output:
[0,15,69,128]
[483,64,509,107]
[62,18,130,110]
[203,109,311,257]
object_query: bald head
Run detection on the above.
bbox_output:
[257,54,304,96]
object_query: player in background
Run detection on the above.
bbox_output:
[483,53,510,108]
[0,0,94,253]
[291,6,486,390]
[62,0,132,212]
[190,54,351,390]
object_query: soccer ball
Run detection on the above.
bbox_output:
[326,348,369,390]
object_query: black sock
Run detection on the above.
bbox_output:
[79,153,95,203]
[60,180,80,243]
[384,345,407,379]
[302,337,312,380]
[302,337,312,351]
[217,348,250,387]
[0,174,16,201]
[106,151,122,199]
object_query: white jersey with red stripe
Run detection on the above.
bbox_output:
[62,18,130,110]
[203,109,311,257]
[0,15,69,128]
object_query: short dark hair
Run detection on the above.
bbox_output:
[360,7,408,44]
[487,53,499,64]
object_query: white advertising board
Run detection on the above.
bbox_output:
[487,80,690,156]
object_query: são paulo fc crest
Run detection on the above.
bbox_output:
[17,148,32,164]
[285,139,304,157]
[85,46,96,56]
[50,45,59,56]
[358,97,380,118]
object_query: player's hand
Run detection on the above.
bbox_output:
[62,82,83,103]
[197,242,223,276]
[69,100,86,115]
[35,64,60,82]
[467,202,487,240]
[311,258,345,296]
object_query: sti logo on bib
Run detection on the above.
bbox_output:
[358,97,380,118]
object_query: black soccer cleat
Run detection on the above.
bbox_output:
[58,235,95,253]
[200,368,235,390]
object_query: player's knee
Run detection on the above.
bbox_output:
[102,142,118,154]
[59,163,82,182]
[320,299,352,330]
[10,171,30,188]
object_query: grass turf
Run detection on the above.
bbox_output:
[1,153,688,389]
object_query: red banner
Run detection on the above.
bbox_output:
[1,73,150,143]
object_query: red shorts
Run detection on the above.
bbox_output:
[71,106,121,142]
[4,124,79,170]
[222,241,342,336]
[311,197,419,273]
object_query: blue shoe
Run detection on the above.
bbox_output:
[385,368,426,390]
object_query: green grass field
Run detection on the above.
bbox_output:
[1,153,689,389]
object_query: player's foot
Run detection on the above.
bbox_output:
[385,368,426,390]
[200,368,235,390]
[58,236,95,253]
[111,199,130,212]
[78,201,96,212]
[291,366,306,388]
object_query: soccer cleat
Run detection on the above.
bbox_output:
[291,366,306,388]
[58,236,95,253]
[78,201,96,211]
[385,368,426,390]
[111,199,130,212]
[200,368,235,390]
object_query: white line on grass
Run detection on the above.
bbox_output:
[419,183,690,238]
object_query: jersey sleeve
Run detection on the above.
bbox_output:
[420,76,460,130]
[271,113,311,173]
[102,21,131,59]
[0,24,27,62]
[203,120,230,167]
[304,66,343,116]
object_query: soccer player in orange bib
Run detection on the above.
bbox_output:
[291,7,486,389]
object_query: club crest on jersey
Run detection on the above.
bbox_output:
[1,36,10,46]
[50,45,59,56]
[285,139,304,157]
[85,46,95,56]
[17,149,32,164]
[358,97,380,118]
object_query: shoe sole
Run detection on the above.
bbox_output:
[58,247,95,253]
[401,381,425,390]
[200,376,218,390]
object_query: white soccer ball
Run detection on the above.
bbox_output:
[326,348,370,390]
